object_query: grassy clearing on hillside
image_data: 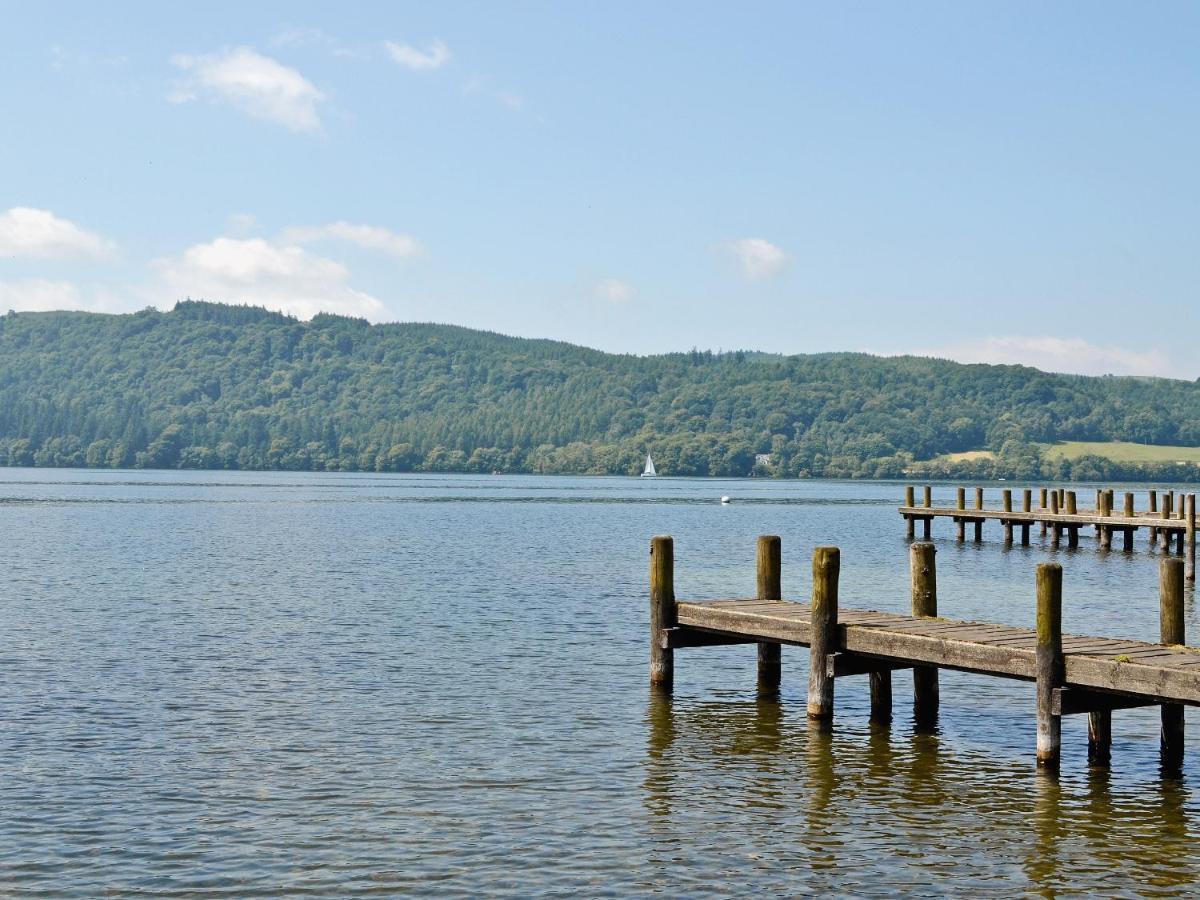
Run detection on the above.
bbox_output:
[1040,441,1200,464]
[937,450,997,462]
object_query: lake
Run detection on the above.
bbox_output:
[0,469,1196,895]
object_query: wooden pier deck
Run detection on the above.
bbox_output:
[650,535,1194,772]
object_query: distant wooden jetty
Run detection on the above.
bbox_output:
[651,536,1195,772]
[898,486,1197,580]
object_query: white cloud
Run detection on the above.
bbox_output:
[0,207,115,259]
[594,278,635,304]
[154,237,385,320]
[280,222,421,260]
[0,279,86,311]
[170,47,325,133]
[912,335,1180,378]
[385,40,451,71]
[724,237,787,280]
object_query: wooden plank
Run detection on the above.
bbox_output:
[1052,687,1159,716]
[825,651,913,678]
[660,627,756,649]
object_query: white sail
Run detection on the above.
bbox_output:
[641,454,657,477]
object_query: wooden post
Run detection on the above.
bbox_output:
[1066,491,1078,548]
[1022,489,1032,545]
[911,542,939,729]
[1002,489,1013,545]
[1160,557,1185,774]
[1099,491,1111,551]
[1187,495,1196,582]
[905,486,915,539]
[922,485,932,538]
[1088,707,1111,768]
[1050,490,1061,548]
[1039,488,1048,536]
[1036,562,1064,769]
[650,536,676,688]
[1149,490,1159,549]
[1066,491,1077,515]
[956,487,966,542]
[807,547,840,720]
[756,535,782,696]
[973,487,983,542]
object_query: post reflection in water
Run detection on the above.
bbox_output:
[644,688,1199,893]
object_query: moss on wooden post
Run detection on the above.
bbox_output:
[649,536,676,688]
[756,535,782,696]
[807,546,840,721]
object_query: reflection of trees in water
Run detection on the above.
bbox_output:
[645,690,1198,892]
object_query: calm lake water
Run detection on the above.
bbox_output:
[0,469,1197,895]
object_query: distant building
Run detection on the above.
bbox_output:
[755,454,772,466]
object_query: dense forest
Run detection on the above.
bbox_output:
[1,301,1198,481]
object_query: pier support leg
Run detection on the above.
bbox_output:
[1149,490,1158,548]
[974,520,983,543]
[956,488,965,542]
[869,671,892,725]
[1068,526,1078,549]
[1088,711,1111,767]
[906,515,915,540]
[1122,528,1132,552]
[922,517,931,540]
[650,536,676,688]
[1187,495,1196,582]
[911,542,939,730]
[1160,558,1185,775]
[1002,490,1013,545]
[756,535,782,697]
[1021,524,1030,546]
[1039,489,1048,537]
[1036,562,1064,770]
[807,547,840,721]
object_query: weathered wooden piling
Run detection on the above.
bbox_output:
[1088,706,1112,768]
[1039,488,1048,536]
[922,485,932,538]
[649,536,676,688]
[1149,490,1159,548]
[1050,491,1061,548]
[807,546,840,720]
[1066,491,1079,548]
[1002,489,1013,545]
[1036,562,1064,769]
[974,488,984,542]
[956,488,966,542]
[1021,489,1032,545]
[1098,491,1111,550]
[911,542,939,729]
[905,487,915,539]
[1160,557,1185,774]
[756,536,782,696]
[1187,494,1196,582]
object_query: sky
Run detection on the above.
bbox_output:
[1,2,1198,378]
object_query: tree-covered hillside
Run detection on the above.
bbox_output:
[1,301,1198,480]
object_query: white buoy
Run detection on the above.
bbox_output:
[720,495,731,504]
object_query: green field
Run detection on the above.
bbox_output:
[1040,441,1200,464]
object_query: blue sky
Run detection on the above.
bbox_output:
[2,2,1198,377]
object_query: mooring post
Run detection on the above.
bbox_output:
[911,542,939,729]
[974,487,984,542]
[1022,488,1032,545]
[956,487,966,542]
[1050,491,1061,548]
[1149,490,1159,548]
[922,485,932,538]
[1160,557,1185,774]
[807,546,840,721]
[1187,494,1196,582]
[904,486,915,540]
[1066,491,1078,548]
[1039,488,1048,536]
[1036,562,1064,770]
[1123,492,1134,552]
[1099,491,1111,551]
[1002,489,1013,545]
[756,535,782,696]
[650,536,676,688]
[1089,707,1112,768]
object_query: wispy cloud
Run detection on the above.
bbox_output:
[154,236,385,320]
[908,335,1181,379]
[723,238,787,280]
[0,279,122,313]
[0,207,115,260]
[170,47,325,133]
[384,40,451,71]
[593,278,636,304]
[280,222,421,260]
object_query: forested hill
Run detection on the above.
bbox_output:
[1,301,1198,480]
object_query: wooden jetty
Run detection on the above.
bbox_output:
[650,536,1196,772]
[898,486,1198,580]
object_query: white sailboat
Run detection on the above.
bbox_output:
[641,454,657,478]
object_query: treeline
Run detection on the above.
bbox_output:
[0,300,1199,480]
